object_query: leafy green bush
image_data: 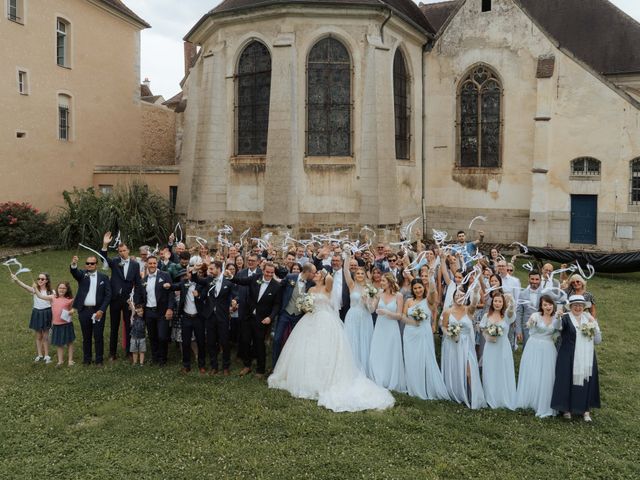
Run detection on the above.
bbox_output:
[55,182,174,249]
[0,202,53,246]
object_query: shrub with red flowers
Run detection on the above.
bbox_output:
[0,202,53,246]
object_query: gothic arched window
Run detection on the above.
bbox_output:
[458,64,502,168]
[236,41,271,155]
[307,37,351,156]
[393,49,410,160]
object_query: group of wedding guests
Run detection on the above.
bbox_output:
[10,228,602,420]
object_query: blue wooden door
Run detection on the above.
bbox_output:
[570,195,597,244]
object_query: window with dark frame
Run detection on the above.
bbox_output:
[169,186,178,210]
[18,70,27,94]
[458,64,502,168]
[57,18,68,67]
[393,49,410,160]
[630,159,640,205]
[58,95,70,141]
[8,0,21,22]
[235,41,271,156]
[482,0,492,12]
[571,157,601,176]
[307,37,351,157]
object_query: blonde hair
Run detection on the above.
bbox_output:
[382,272,400,294]
[568,273,586,288]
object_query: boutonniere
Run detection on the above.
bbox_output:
[289,280,296,287]
[256,279,263,285]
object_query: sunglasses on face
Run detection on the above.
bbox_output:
[507,269,513,272]
[38,277,47,281]
[86,262,97,265]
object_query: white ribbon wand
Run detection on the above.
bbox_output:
[187,235,208,248]
[78,243,109,270]
[108,230,121,249]
[509,242,529,254]
[400,217,421,241]
[574,262,596,280]
[468,216,487,230]
[359,225,376,242]
[432,229,449,246]
[173,222,183,243]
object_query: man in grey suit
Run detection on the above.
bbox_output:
[515,270,542,346]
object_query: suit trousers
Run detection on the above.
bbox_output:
[109,295,131,358]
[78,306,105,364]
[272,311,302,368]
[181,313,206,369]
[206,315,230,370]
[145,309,170,365]
[241,314,269,373]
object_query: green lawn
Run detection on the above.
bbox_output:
[0,250,639,479]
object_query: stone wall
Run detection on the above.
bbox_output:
[141,102,176,166]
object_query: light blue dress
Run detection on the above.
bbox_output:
[368,295,406,392]
[403,300,449,401]
[479,314,517,410]
[516,313,560,417]
[343,290,374,373]
[441,312,486,409]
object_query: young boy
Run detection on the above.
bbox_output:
[130,304,146,366]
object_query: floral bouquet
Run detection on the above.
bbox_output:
[447,323,461,342]
[526,316,538,330]
[580,321,598,339]
[364,284,379,298]
[409,306,428,324]
[485,323,504,343]
[296,293,314,314]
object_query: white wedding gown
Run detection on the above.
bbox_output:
[268,293,395,412]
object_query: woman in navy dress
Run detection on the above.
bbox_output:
[551,295,601,422]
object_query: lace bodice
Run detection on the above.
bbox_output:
[310,292,335,312]
[528,313,560,339]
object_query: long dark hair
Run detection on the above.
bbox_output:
[538,294,557,315]
[410,278,425,299]
[489,292,507,317]
[38,272,53,295]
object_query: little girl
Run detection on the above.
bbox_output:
[11,272,53,363]
[35,281,76,366]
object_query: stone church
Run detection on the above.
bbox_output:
[175,0,640,250]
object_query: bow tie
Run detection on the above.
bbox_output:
[87,273,96,277]
[148,274,156,279]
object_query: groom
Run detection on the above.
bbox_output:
[272,262,316,368]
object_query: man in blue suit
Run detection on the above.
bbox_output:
[100,231,142,361]
[139,255,175,366]
[272,262,316,368]
[70,255,112,365]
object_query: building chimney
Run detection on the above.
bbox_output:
[184,41,197,76]
[143,77,151,87]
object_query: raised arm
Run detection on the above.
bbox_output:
[342,252,355,292]
[10,274,37,295]
[324,274,333,294]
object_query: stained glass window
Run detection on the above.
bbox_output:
[307,37,351,156]
[458,65,502,168]
[393,49,410,160]
[236,41,271,155]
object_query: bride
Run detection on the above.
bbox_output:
[268,269,395,412]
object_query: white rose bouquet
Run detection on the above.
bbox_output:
[484,323,504,343]
[296,293,314,314]
[580,321,598,339]
[447,323,461,342]
[409,306,428,324]
[364,284,379,299]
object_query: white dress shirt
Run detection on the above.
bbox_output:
[184,283,198,315]
[331,269,343,312]
[146,273,158,307]
[122,259,130,278]
[84,273,97,306]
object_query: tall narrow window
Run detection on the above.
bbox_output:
[58,94,71,141]
[18,70,28,95]
[57,18,69,67]
[8,0,23,23]
[630,158,640,205]
[393,49,410,160]
[482,0,492,12]
[458,64,502,168]
[235,41,271,155]
[307,37,351,157]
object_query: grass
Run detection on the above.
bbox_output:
[0,250,639,479]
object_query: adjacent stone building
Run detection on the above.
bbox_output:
[1,0,179,210]
[174,0,640,250]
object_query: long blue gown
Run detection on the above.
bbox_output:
[368,295,406,392]
[516,313,559,417]
[480,314,517,410]
[343,290,374,373]
[403,300,449,400]
[441,312,486,409]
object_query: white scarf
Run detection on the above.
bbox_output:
[570,312,594,386]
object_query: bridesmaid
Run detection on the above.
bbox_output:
[551,295,601,422]
[479,292,517,410]
[343,252,375,373]
[516,295,560,418]
[441,287,486,409]
[369,273,406,392]
[400,278,449,400]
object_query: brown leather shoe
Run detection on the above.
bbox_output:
[199,368,206,375]
[239,367,252,377]
[223,369,230,376]
[180,367,190,375]
[209,369,219,376]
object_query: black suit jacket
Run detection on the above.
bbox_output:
[194,275,235,322]
[235,267,262,321]
[230,275,282,321]
[140,271,175,314]
[100,249,141,299]
[70,266,112,312]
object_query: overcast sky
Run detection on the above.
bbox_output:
[127,0,640,99]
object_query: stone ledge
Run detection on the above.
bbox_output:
[93,165,179,174]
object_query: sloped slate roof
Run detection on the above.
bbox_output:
[188,0,435,39]
[99,0,150,28]
[419,0,640,75]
